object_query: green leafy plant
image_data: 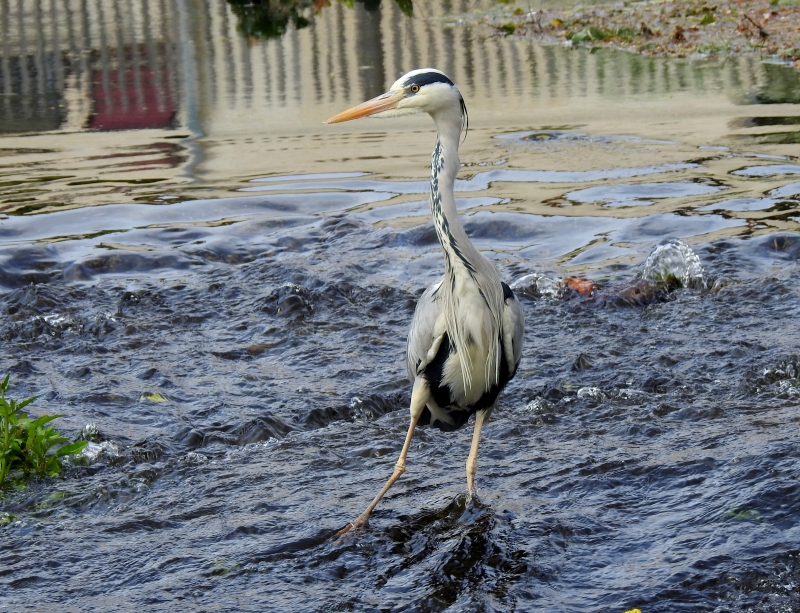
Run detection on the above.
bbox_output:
[568,26,612,43]
[0,375,87,489]
[499,22,518,35]
[650,268,683,288]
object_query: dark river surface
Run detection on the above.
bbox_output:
[2,1,800,611]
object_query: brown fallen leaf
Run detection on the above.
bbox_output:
[565,276,600,295]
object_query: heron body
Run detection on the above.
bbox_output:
[326,69,524,536]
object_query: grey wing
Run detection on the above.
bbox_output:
[502,292,524,377]
[405,279,445,382]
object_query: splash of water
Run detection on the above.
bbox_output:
[639,238,706,290]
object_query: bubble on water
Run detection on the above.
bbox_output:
[775,380,800,396]
[639,238,706,290]
[223,440,274,460]
[182,451,209,465]
[510,273,564,298]
[612,388,650,401]
[348,396,375,421]
[42,313,72,329]
[79,423,101,442]
[577,386,607,401]
[24,313,81,338]
[523,397,551,413]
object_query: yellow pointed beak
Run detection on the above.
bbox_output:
[325,90,405,124]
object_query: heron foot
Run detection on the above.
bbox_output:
[332,512,371,542]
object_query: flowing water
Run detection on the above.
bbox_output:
[1,1,800,611]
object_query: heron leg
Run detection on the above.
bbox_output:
[335,379,430,538]
[466,409,488,493]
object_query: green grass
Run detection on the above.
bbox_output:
[0,375,87,489]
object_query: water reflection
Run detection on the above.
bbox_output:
[564,180,725,208]
[242,162,701,194]
[2,0,800,138]
[0,0,179,134]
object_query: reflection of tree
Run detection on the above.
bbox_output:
[756,63,800,105]
[226,0,413,40]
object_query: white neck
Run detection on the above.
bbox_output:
[428,104,505,393]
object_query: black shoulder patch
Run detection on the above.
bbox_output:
[402,71,454,89]
[501,281,515,301]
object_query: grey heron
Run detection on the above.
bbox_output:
[326,68,524,536]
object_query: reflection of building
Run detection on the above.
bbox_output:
[0,0,779,136]
[89,64,175,130]
[0,0,179,133]
[1,0,795,217]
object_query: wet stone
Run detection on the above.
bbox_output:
[129,441,167,464]
[266,283,313,319]
[131,463,160,483]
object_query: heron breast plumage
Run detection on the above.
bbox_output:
[407,275,521,431]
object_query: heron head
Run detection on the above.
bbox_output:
[325,68,467,131]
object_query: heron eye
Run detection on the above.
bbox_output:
[410,84,420,93]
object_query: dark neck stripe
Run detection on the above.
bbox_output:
[430,140,476,275]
